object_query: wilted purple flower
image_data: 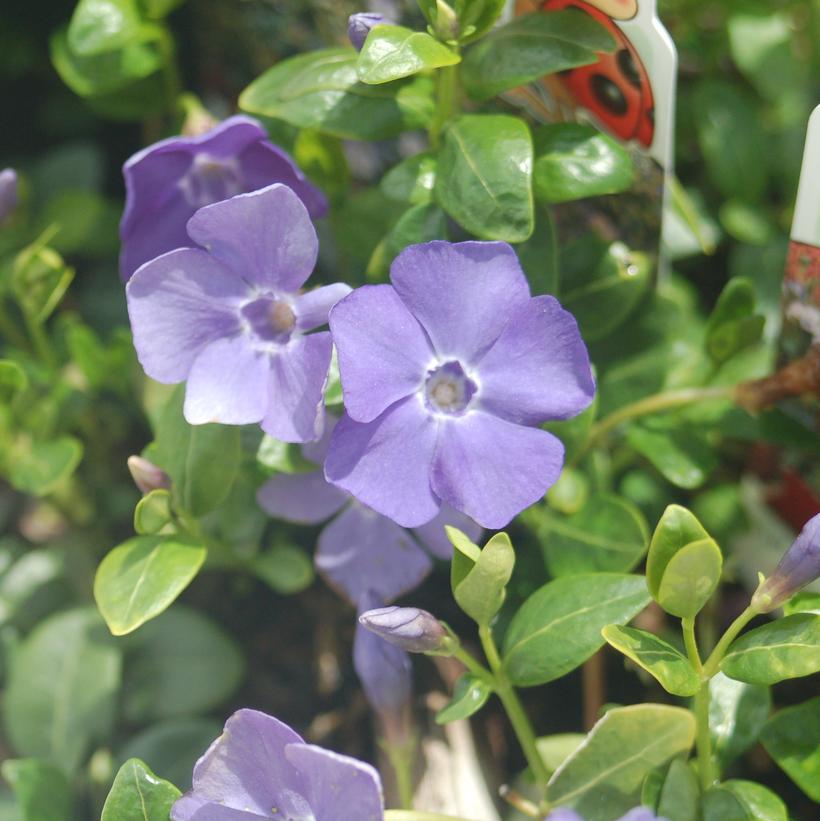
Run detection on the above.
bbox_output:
[325,240,595,529]
[127,455,171,495]
[547,809,668,821]
[171,708,383,821]
[753,512,820,613]
[127,184,349,442]
[359,605,450,653]
[120,115,326,281]
[257,414,483,603]
[0,169,18,225]
[348,12,388,51]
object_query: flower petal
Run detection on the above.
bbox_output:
[412,503,484,560]
[477,295,595,424]
[390,241,531,364]
[432,412,564,529]
[256,471,349,525]
[324,398,440,528]
[329,285,433,423]
[262,332,333,443]
[171,798,252,821]
[186,184,318,290]
[184,336,269,425]
[301,412,338,465]
[294,283,352,332]
[285,743,384,821]
[126,248,244,383]
[316,503,432,604]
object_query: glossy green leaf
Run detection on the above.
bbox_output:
[783,591,820,615]
[0,549,65,628]
[251,544,315,595]
[133,488,173,535]
[1,759,73,821]
[546,704,696,819]
[357,25,459,84]
[0,360,27,402]
[655,538,722,619]
[385,203,448,260]
[94,536,207,635]
[101,758,181,821]
[435,114,533,242]
[452,532,515,626]
[381,152,437,204]
[240,48,434,140]
[503,573,650,686]
[447,525,481,592]
[708,672,770,768]
[8,437,83,496]
[545,467,589,515]
[68,0,142,56]
[627,421,717,490]
[705,278,765,365]
[435,672,492,724]
[292,129,350,201]
[533,124,634,204]
[539,493,648,576]
[536,734,585,775]
[256,435,316,475]
[517,205,559,295]
[720,613,820,685]
[646,505,712,599]
[458,0,506,44]
[702,780,787,821]
[719,200,774,246]
[760,695,820,801]
[656,758,700,821]
[3,608,121,774]
[602,625,700,697]
[462,10,614,101]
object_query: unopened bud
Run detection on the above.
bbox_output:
[347,12,388,51]
[359,606,451,654]
[127,455,171,495]
[752,512,820,613]
[433,0,459,41]
[0,169,18,225]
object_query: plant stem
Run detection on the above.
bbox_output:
[382,734,416,810]
[478,625,550,788]
[681,617,703,675]
[23,311,58,370]
[451,644,494,684]
[693,680,714,790]
[429,63,459,149]
[702,604,759,678]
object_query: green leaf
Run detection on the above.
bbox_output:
[435,672,492,724]
[1,759,73,821]
[502,573,650,686]
[385,203,448,261]
[646,505,710,599]
[702,780,787,821]
[461,10,614,101]
[0,360,28,402]
[251,544,315,595]
[133,488,173,535]
[783,591,820,615]
[357,25,459,84]
[381,152,437,204]
[0,549,65,628]
[535,734,585,775]
[533,124,634,204]
[760,695,820,802]
[240,48,434,140]
[101,758,181,821]
[68,0,142,56]
[708,672,770,768]
[656,758,700,821]
[720,613,820,685]
[447,525,481,592]
[602,625,700,697]
[452,532,515,626]
[655,538,722,619]
[705,278,765,365]
[458,0,507,44]
[545,467,589,515]
[2,608,121,774]
[11,238,73,323]
[435,114,533,242]
[94,536,207,635]
[539,493,648,576]
[256,435,316,475]
[8,437,83,496]
[546,704,696,819]
[292,129,350,201]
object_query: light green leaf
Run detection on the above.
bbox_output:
[94,536,207,635]
[602,625,700,697]
[536,734,585,775]
[502,573,649,686]
[760,695,820,802]
[655,538,722,619]
[435,673,492,724]
[133,488,173,535]
[705,278,765,365]
[546,704,696,819]
[357,25,459,84]
[657,757,700,821]
[0,360,28,402]
[252,544,315,595]
[256,435,316,475]
[784,591,820,615]
[702,780,787,821]
[8,437,83,496]
[627,421,717,490]
[452,532,515,626]
[0,549,65,628]
[381,152,437,204]
[435,114,534,242]
[1,759,73,821]
[385,203,448,260]
[68,0,142,56]
[646,505,711,599]
[2,608,121,774]
[709,672,770,768]
[458,0,506,44]
[240,48,434,140]
[101,758,181,821]
[545,467,589,515]
[720,613,820,685]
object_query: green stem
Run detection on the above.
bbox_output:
[23,312,58,370]
[681,617,703,675]
[693,681,714,790]
[451,644,494,683]
[383,735,416,810]
[478,625,549,788]
[702,604,758,679]
[429,63,459,149]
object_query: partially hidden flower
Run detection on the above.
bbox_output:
[325,240,595,529]
[171,708,383,821]
[127,184,350,442]
[547,808,668,821]
[120,115,326,281]
[359,604,450,653]
[753,512,820,612]
[0,168,18,225]
[257,413,483,604]
[127,455,171,495]
[348,12,388,51]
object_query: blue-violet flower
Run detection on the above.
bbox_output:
[348,12,389,51]
[547,808,668,821]
[359,604,450,653]
[0,169,18,225]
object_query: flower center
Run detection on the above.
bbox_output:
[178,153,244,208]
[424,360,477,415]
[241,297,297,343]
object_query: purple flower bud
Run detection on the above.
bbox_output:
[127,455,171,495]
[546,809,668,821]
[753,513,820,612]
[0,169,19,225]
[348,12,388,51]
[359,605,450,653]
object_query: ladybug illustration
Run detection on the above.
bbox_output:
[534,0,655,148]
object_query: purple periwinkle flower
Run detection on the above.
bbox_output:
[127,455,171,495]
[359,604,450,653]
[257,414,483,604]
[547,809,668,821]
[324,240,595,529]
[119,115,326,281]
[0,169,18,225]
[348,12,388,51]
[753,512,820,613]
[171,709,383,821]
[127,184,350,442]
